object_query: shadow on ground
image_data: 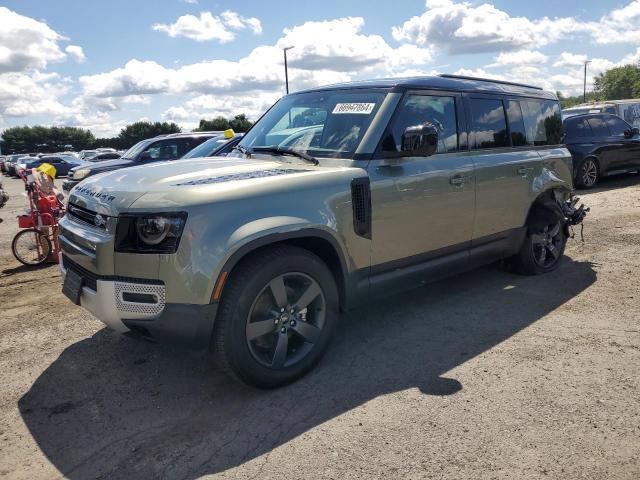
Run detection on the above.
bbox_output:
[19,258,596,479]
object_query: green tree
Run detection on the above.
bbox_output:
[116,121,181,149]
[594,65,640,100]
[229,114,253,132]
[0,125,95,154]
[196,117,231,131]
[196,114,254,133]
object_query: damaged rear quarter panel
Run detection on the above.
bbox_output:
[533,147,574,195]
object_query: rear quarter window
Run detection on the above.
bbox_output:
[522,100,563,146]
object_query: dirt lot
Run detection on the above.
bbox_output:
[0,172,639,479]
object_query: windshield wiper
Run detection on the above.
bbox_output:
[232,145,252,158]
[252,146,319,165]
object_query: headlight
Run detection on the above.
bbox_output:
[115,212,187,253]
[73,168,91,180]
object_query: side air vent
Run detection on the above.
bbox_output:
[351,178,372,239]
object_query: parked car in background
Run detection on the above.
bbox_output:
[563,113,640,188]
[17,155,89,177]
[5,154,39,176]
[180,131,243,159]
[63,131,222,192]
[0,156,5,174]
[59,75,588,387]
[563,99,640,129]
[88,152,121,162]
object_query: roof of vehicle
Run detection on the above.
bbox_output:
[295,74,556,100]
[565,99,640,110]
[563,112,623,122]
[152,131,223,139]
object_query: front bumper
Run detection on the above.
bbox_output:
[62,179,80,193]
[61,256,218,350]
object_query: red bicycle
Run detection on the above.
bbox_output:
[12,171,65,266]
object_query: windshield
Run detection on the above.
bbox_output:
[238,89,387,159]
[121,139,153,160]
[182,135,229,159]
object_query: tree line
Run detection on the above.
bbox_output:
[1,114,254,155]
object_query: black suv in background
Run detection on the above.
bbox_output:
[63,132,222,193]
[563,113,640,188]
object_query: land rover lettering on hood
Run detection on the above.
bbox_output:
[59,76,587,388]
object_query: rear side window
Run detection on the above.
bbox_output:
[522,100,563,145]
[587,117,610,137]
[469,98,508,149]
[604,116,630,136]
[383,94,458,154]
[565,118,592,139]
[506,100,529,146]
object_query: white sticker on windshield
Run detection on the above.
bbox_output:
[332,103,376,114]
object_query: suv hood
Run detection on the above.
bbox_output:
[67,156,356,216]
[71,158,136,175]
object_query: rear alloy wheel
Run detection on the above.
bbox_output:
[513,220,567,275]
[213,245,339,388]
[576,158,599,189]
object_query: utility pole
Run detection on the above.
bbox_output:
[583,60,591,103]
[283,46,294,94]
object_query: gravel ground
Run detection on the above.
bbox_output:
[0,172,639,480]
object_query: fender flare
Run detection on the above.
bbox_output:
[213,227,354,308]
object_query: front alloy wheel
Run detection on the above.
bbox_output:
[246,273,326,369]
[213,245,339,388]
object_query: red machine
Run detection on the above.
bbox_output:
[12,171,65,266]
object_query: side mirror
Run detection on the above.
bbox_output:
[400,122,439,157]
[624,127,639,138]
[138,151,152,161]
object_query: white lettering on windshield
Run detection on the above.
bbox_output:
[332,103,376,114]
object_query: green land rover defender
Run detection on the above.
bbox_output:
[60,75,587,387]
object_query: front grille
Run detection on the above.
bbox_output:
[67,203,108,229]
[62,255,98,291]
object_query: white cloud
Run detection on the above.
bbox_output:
[79,59,174,97]
[553,52,588,68]
[81,16,432,102]
[0,6,67,73]
[152,10,262,42]
[65,45,86,63]
[0,72,71,117]
[588,0,640,45]
[392,0,586,54]
[491,50,547,67]
[220,10,262,35]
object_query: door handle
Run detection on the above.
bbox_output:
[517,167,534,177]
[450,175,472,186]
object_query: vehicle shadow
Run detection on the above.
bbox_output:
[19,257,596,479]
[577,171,640,193]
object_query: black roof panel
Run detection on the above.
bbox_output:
[295,75,557,100]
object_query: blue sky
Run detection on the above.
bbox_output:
[1,0,639,137]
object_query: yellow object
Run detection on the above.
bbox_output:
[36,163,57,179]
[223,128,235,139]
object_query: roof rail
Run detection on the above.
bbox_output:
[439,74,543,91]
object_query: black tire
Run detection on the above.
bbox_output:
[575,157,599,189]
[512,219,567,275]
[12,228,52,266]
[213,245,339,388]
